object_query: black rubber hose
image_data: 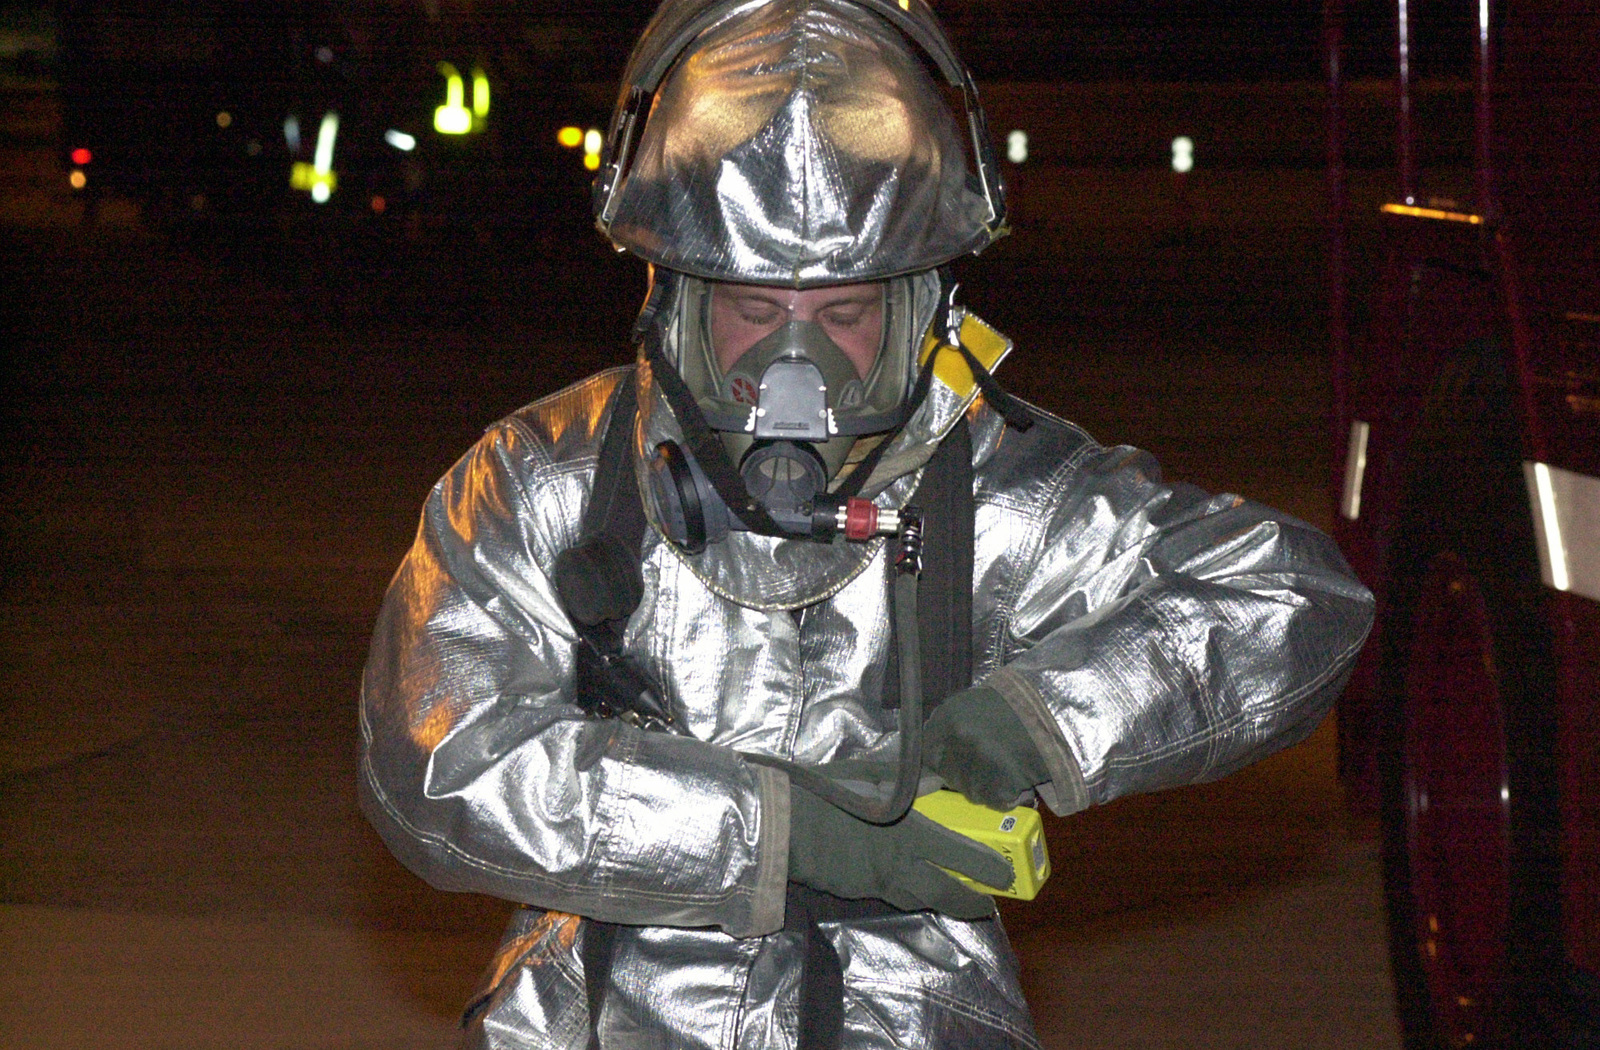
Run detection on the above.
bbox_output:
[744,570,922,826]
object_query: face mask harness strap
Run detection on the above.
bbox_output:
[646,336,785,537]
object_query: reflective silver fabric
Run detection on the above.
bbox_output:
[602,0,996,285]
[360,321,1375,1048]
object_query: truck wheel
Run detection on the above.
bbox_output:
[1378,345,1563,1049]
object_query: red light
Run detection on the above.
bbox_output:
[370,195,386,213]
[71,148,92,165]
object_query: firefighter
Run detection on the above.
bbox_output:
[359,2,1374,1046]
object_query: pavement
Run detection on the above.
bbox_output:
[2,78,1405,1049]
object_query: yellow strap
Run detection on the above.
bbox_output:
[919,312,1013,400]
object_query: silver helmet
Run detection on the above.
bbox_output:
[595,0,1006,286]
[605,0,1004,546]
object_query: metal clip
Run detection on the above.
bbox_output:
[895,505,924,576]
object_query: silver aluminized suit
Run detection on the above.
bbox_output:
[358,326,1376,1048]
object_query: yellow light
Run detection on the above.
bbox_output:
[1381,202,1483,224]
[290,161,337,198]
[557,126,583,148]
[472,68,490,119]
[581,128,604,171]
[69,169,86,189]
[434,63,472,135]
[216,110,232,128]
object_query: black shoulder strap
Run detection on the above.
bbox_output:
[919,414,975,701]
[583,370,646,549]
[551,372,646,630]
[882,414,974,711]
[553,370,678,732]
[565,372,650,1050]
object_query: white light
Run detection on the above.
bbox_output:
[1171,136,1194,174]
[1524,460,1600,601]
[298,111,339,204]
[1500,785,1510,803]
[384,129,417,152]
[284,115,300,152]
[313,111,339,176]
[583,128,603,156]
[1531,462,1570,591]
[316,46,334,64]
[1341,420,1370,520]
[1006,129,1028,164]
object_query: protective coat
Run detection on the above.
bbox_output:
[359,327,1375,1048]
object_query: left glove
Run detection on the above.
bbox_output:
[787,784,1011,916]
[922,685,1050,810]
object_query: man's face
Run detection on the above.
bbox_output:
[710,281,885,378]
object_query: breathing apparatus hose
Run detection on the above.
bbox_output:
[742,512,924,826]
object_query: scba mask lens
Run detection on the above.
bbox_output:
[643,273,941,552]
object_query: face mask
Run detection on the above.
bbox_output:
[650,320,866,544]
[642,271,942,552]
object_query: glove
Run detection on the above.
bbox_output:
[787,785,1012,917]
[922,686,1050,811]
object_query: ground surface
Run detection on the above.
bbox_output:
[1,80,1403,1049]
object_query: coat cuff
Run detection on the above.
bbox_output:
[746,763,790,937]
[983,666,1091,817]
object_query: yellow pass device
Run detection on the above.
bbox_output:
[912,790,1051,900]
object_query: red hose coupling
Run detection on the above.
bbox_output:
[843,498,879,541]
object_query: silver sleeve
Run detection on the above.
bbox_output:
[358,422,789,938]
[980,440,1375,817]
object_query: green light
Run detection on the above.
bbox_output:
[472,68,489,120]
[434,63,471,135]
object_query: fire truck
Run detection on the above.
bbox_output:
[1325,1,1598,1046]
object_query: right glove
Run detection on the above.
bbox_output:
[922,685,1050,811]
[786,784,1013,918]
